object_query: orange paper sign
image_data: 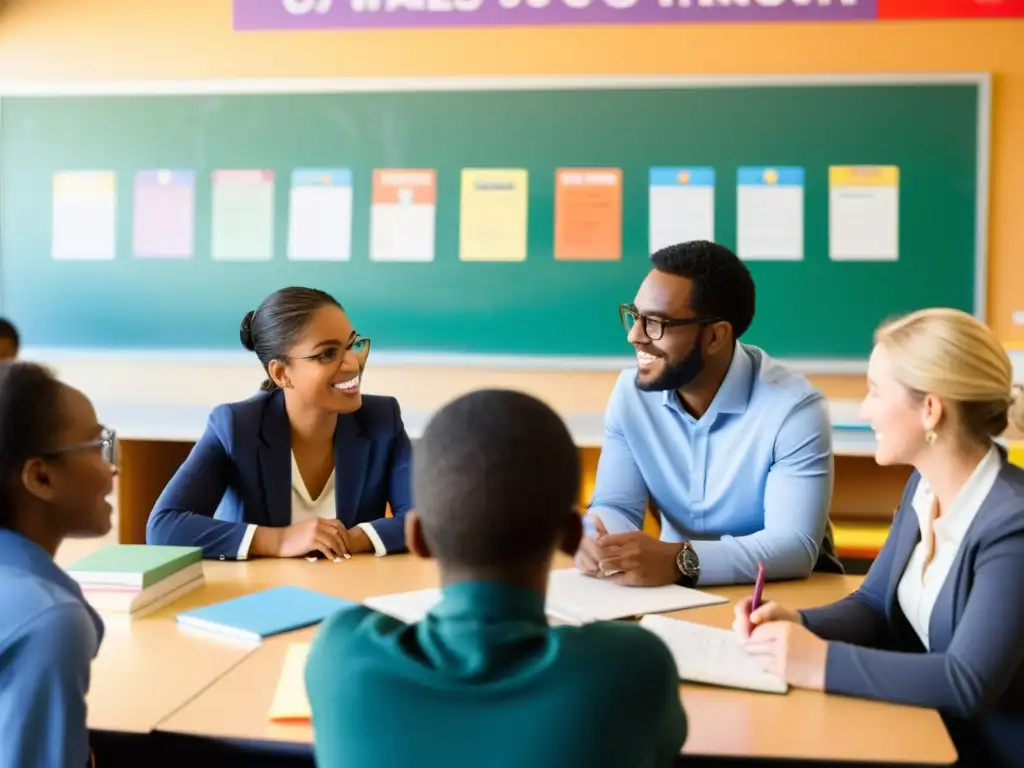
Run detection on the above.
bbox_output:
[554,168,622,261]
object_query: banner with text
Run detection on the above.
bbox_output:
[235,0,874,29]
[234,0,1022,29]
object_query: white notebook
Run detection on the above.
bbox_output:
[363,568,727,626]
[639,614,788,694]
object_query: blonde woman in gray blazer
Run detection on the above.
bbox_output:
[734,308,1024,767]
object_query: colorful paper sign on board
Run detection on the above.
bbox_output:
[134,170,195,259]
[52,171,117,261]
[370,169,436,262]
[459,168,529,262]
[828,165,899,261]
[649,167,715,253]
[211,170,275,262]
[554,168,622,262]
[736,166,804,262]
[287,168,353,261]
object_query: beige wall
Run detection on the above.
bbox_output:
[2,2,1023,411]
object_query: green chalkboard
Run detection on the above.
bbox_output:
[0,78,984,358]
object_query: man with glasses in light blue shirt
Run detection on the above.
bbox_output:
[577,241,841,588]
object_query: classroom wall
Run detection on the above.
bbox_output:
[1,1,1022,413]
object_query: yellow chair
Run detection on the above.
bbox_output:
[1009,441,1024,469]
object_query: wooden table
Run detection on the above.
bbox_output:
[150,556,956,765]
[676,579,956,764]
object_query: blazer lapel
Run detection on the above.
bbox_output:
[333,412,368,529]
[928,468,1018,648]
[258,391,294,528]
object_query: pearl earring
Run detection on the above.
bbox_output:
[925,429,938,445]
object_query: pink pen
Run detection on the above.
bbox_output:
[751,562,766,612]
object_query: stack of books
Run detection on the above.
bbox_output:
[64,545,204,618]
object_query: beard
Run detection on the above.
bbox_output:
[636,341,704,392]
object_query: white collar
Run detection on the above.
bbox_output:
[911,444,1001,542]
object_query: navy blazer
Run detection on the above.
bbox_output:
[146,390,414,560]
[799,450,1024,766]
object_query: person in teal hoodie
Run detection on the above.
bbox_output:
[306,388,687,768]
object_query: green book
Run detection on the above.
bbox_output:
[65,545,203,588]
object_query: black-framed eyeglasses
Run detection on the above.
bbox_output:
[43,426,119,467]
[619,304,719,342]
[296,336,371,364]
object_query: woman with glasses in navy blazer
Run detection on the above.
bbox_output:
[146,287,413,561]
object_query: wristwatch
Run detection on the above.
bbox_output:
[675,541,700,588]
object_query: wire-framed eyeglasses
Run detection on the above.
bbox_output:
[42,426,119,467]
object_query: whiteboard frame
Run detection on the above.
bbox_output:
[1,72,992,374]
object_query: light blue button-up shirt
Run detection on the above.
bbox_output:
[0,529,104,768]
[586,342,837,586]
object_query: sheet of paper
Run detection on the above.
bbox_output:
[649,167,715,252]
[211,170,275,261]
[459,168,529,262]
[639,614,788,694]
[52,171,117,261]
[287,168,353,261]
[736,166,804,261]
[364,587,581,627]
[554,168,622,261]
[369,169,436,262]
[546,568,726,622]
[364,588,441,624]
[268,643,312,722]
[133,170,195,259]
[829,165,899,261]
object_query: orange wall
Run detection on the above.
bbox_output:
[0,1,1021,350]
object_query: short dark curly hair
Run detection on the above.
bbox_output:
[650,241,756,339]
[413,389,580,569]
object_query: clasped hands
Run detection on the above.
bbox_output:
[731,595,828,691]
[575,515,685,587]
[251,517,375,560]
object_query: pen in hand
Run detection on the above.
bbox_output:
[751,562,766,612]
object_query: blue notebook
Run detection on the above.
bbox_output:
[175,586,354,643]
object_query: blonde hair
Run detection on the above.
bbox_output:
[874,308,1024,443]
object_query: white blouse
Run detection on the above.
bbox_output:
[895,444,1000,649]
[235,451,387,559]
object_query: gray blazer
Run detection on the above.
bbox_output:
[799,450,1024,766]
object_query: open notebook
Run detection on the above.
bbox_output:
[639,614,788,694]
[364,568,727,625]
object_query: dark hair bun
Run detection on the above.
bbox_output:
[239,311,256,352]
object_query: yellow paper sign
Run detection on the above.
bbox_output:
[459,169,529,262]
